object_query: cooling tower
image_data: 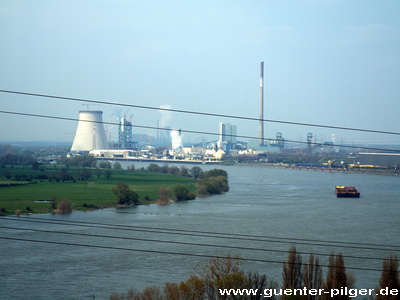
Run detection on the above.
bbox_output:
[71,111,109,153]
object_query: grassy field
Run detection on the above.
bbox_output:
[0,165,197,215]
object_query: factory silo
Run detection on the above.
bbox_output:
[71,111,109,153]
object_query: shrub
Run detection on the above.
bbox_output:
[13,174,32,181]
[198,176,229,195]
[168,166,179,175]
[157,186,170,205]
[174,185,189,201]
[98,161,111,169]
[174,185,195,201]
[57,155,97,168]
[160,164,169,174]
[179,166,189,177]
[112,182,139,205]
[50,196,57,210]
[187,191,196,200]
[58,168,71,181]
[190,166,202,179]
[147,163,160,172]
[203,169,228,179]
[213,176,229,192]
[197,184,208,198]
[57,199,72,214]
[77,169,91,180]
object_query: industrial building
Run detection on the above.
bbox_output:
[218,122,237,151]
[358,153,400,167]
[118,117,137,150]
[90,149,138,159]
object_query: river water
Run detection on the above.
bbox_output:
[1,163,399,300]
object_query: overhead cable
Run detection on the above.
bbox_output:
[3,217,399,252]
[1,109,399,153]
[1,89,399,136]
[0,236,389,272]
[0,225,396,263]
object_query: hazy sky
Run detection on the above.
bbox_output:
[1,0,399,146]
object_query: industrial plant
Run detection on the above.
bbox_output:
[69,62,361,164]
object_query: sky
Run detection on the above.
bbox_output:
[1,0,399,147]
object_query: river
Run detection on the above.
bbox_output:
[1,163,399,299]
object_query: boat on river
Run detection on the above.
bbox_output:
[335,186,360,198]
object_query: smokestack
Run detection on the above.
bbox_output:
[259,61,264,145]
[71,111,109,153]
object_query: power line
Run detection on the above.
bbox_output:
[5,216,400,249]
[0,236,388,272]
[1,109,400,153]
[3,217,399,252]
[0,225,395,263]
[1,89,399,136]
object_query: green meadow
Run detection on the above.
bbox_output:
[0,166,197,215]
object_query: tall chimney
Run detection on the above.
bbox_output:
[259,61,265,145]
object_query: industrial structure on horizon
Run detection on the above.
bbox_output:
[218,122,237,150]
[118,116,136,150]
[70,62,353,161]
[71,111,109,153]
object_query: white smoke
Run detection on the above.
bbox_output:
[170,130,183,150]
[159,105,173,128]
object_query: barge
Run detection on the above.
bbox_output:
[335,186,360,198]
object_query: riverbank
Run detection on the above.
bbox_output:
[95,156,221,165]
[235,162,400,176]
[0,164,231,216]
[0,166,197,216]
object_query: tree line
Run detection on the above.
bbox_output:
[148,164,228,202]
[0,153,38,167]
[1,167,112,182]
[113,164,229,205]
[109,245,399,300]
[145,163,226,179]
